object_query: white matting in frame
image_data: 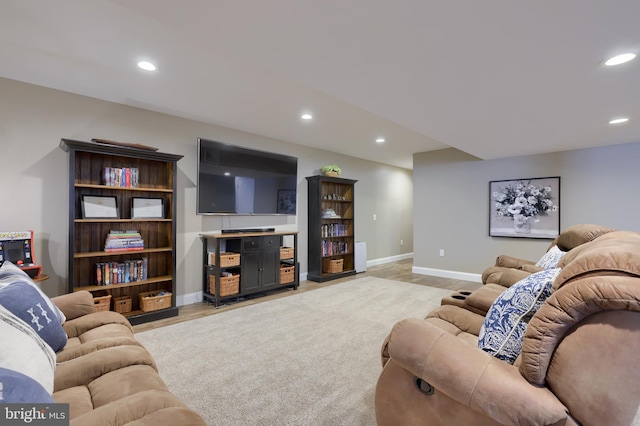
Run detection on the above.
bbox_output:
[81,195,119,219]
[132,197,164,219]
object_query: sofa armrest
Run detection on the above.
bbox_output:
[494,255,536,268]
[519,264,544,274]
[387,318,568,426]
[52,291,95,321]
[497,269,534,287]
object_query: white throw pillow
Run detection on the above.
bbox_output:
[535,245,565,270]
[0,304,56,394]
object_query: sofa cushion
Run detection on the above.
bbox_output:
[0,261,66,324]
[554,224,615,251]
[478,268,561,364]
[535,245,565,269]
[0,305,56,393]
[0,367,54,403]
[0,281,68,352]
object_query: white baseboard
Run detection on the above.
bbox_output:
[367,252,413,267]
[176,291,203,307]
[412,266,482,283]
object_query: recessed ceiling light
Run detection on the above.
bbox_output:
[375,138,385,143]
[604,53,636,66]
[137,61,157,71]
[609,117,629,124]
[301,113,313,120]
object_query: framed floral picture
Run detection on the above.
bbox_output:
[489,176,560,239]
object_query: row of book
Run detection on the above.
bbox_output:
[105,230,144,252]
[321,223,349,238]
[103,167,139,188]
[95,258,148,286]
[321,240,349,256]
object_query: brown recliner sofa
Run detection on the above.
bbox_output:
[52,291,206,425]
[375,229,640,426]
[441,224,617,316]
[481,223,615,287]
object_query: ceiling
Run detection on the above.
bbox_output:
[1,1,638,169]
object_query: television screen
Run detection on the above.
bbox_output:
[197,138,298,215]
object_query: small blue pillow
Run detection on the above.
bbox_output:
[478,268,561,364]
[0,367,54,403]
[0,281,68,352]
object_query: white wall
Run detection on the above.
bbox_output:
[0,77,413,301]
[413,144,640,278]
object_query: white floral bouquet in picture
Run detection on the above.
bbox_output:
[492,180,558,233]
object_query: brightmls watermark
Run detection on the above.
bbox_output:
[0,404,69,425]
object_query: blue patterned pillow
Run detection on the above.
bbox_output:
[478,268,561,364]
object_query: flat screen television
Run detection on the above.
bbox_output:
[197,138,298,215]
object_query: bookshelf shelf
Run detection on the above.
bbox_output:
[73,247,172,258]
[74,183,173,193]
[75,275,173,292]
[61,138,182,325]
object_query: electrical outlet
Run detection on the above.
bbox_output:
[439,249,445,257]
[400,239,404,246]
[373,213,377,221]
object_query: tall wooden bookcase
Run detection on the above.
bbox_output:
[60,139,182,325]
[306,175,358,282]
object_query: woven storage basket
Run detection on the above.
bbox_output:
[209,252,241,267]
[322,258,344,274]
[112,296,132,314]
[209,274,240,296]
[280,247,295,259]
[280,265,295,284]
[93,294,112,312]
[138,291,172,312]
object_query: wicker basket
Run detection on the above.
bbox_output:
[280,247,295,259]
[112,296,132,314]
[280,265,295,284]
[138,291,172,312]
[209,252,241,267]
[323,258,344,274]
[209,274,240,296]
[93,294,112,312]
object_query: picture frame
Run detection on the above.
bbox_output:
[81,195,119,219]
[131,197,164,219]
[489,176,560,239]
[277,189,296,215]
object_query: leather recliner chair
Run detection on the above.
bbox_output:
[376,230,640,426]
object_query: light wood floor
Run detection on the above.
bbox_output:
[132,258,481,332]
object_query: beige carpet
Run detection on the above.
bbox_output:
[136,276,452,426]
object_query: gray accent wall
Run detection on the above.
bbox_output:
[1,77,413,301]
[413,144,640,277]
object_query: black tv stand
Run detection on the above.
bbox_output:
[221,228,275,234]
